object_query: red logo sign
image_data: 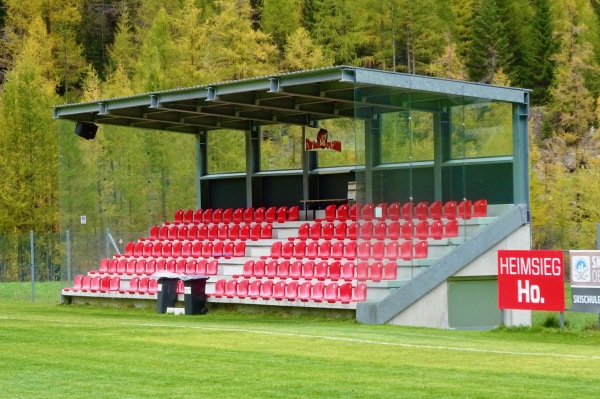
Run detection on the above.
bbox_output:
[305,128,342,152]
[498,250,565,311]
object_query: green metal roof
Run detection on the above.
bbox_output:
[53,66,530,134]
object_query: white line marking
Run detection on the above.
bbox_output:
[3,315,600,360]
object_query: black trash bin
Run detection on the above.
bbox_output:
[182,275,209,315]
[153,272,179,314]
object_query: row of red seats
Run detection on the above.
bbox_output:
[268,239,428,261]
[121,240,246,259]
[294,219,459,241]
[144,223,272,242]
[233,259,397,282]
[64,275,160,295]
[173,206,299,225]
[320,199,487,222]
[93,257,219,276]
[210,278,366,304]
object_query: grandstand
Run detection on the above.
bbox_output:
[53,66,531,329]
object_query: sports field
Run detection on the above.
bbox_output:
[1,284,599,398]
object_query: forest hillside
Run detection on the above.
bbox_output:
[0,0,599,254]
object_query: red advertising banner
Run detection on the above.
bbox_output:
[305,128,342,152]
[497,250,565,311]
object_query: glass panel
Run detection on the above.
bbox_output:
[207,129,245,174]
[316,118,364,168]
[451,102,512,159]
[260,124,302,170]
[381,110,434,163]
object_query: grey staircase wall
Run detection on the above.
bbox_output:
[356,204,529,324]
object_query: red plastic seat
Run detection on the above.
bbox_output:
[324,282,339,303]
[261,224,273,239]
[260,280,274,299]
[430,220,444,240]
[387,202,401,220]
[384,241,399,261]
[401,221,414,240]
[445,219,459,237]
[234,260,254,278]
[107,259,118,274]
[155,259,166,273]
[340,262,355,281]
[349,204,359,221]
[147,226,159,240]
[197,225,208,240]
[265,206,277,223]
[202,241,213,257]
[415,202,429,220]
[318,241,331,259]
[158,225,169,240]
[174,209,184,223]
[145,259,156,275]
[160,242,172,257]
[183,209,194,224]
[145,241,155,257]
[443,200,457,219]
[353,283,367,302]
[247,280,262,299]
[212,208,223,223]
[239,224,250,241]
[282,241,295,259]
[192,209,203,224]
[125,277,139,294]
[277,260,290,278]
[334,222,347,240]
[309,223,322,240]
[138,277,150,294]
[356,261,369,281]
[400,240,413,260]
[177,280,185,294]
[315,261,329,280]
[301,261,315,279]
[125,259,137,275]
[347,222,358,240]
[311,282,325,302]
[298,282,312,302]
[236,279,249,298]
[359,221,374,240]
[233,242,246,257]
[222,208,233,224]
[429,201,442,220]
[328,261,341,280]
[186,259,197,274]
[458,200,472,219]
[306,241,319,259]
[233,208,244,224]
[331,241,345,260]
[361,203,375,221]
[206,259,219,275]
[148,279,159,295]
[474,199,488,217]
[324,204,337,222]
[64,274,83,292]
[414,240,428,259]
[116,258,127,274]
[270,241,282,258]
[218,224,229,240]
[165,259,176,273]
[172,241,183,257]
[272,281,286,300]
[225,279,238,298]
[285,281,299,301]
[370,262,383,282]
[109,276,121,291]
[337,204,349,221]
[387,221,400,240]
[339,282,353,304]
[322,222,335,240]
[96,258,109,274]
[294,241,306,259]
[401,202,414,220]
[358,241,371,261]
[374,221,387,240]
[289,261,303,280]
[191,241,203,257]
[133,242,144,256]
[212,279,226,298]
[297,223,310,240]
[288,206,299,221]
[207,224,218,240]
[265,260,278,279]
[182,241,193,257]
[276,206,288,223]
[167,225,178,241]
[202,209,213,224]
[228,224,239,240]
[124,241,135,255]
[195,259,207,275]
[415,220,429,240]
[344,241,357,260]
[372,241,385,261]
[243,207,255,223]
[177,225,188,241]
[253,260,266,278]
[383,262,397,280]
[254,207,266,223]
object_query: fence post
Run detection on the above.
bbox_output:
[66,230,72,282]
[30,230,35,302]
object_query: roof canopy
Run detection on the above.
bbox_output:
[53,66,530,134]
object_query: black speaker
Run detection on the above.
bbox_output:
[74,121,98,140]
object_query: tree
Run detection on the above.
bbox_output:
[528,0,558,104]
[260,0,302,50]
[282,27,332,71]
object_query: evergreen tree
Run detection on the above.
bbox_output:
[282,27,332,71]
[528,0,558,104]
[261,0,302,50]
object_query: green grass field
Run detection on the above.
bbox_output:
[2,283,600,398]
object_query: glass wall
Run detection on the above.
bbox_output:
[260,124,302,171]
